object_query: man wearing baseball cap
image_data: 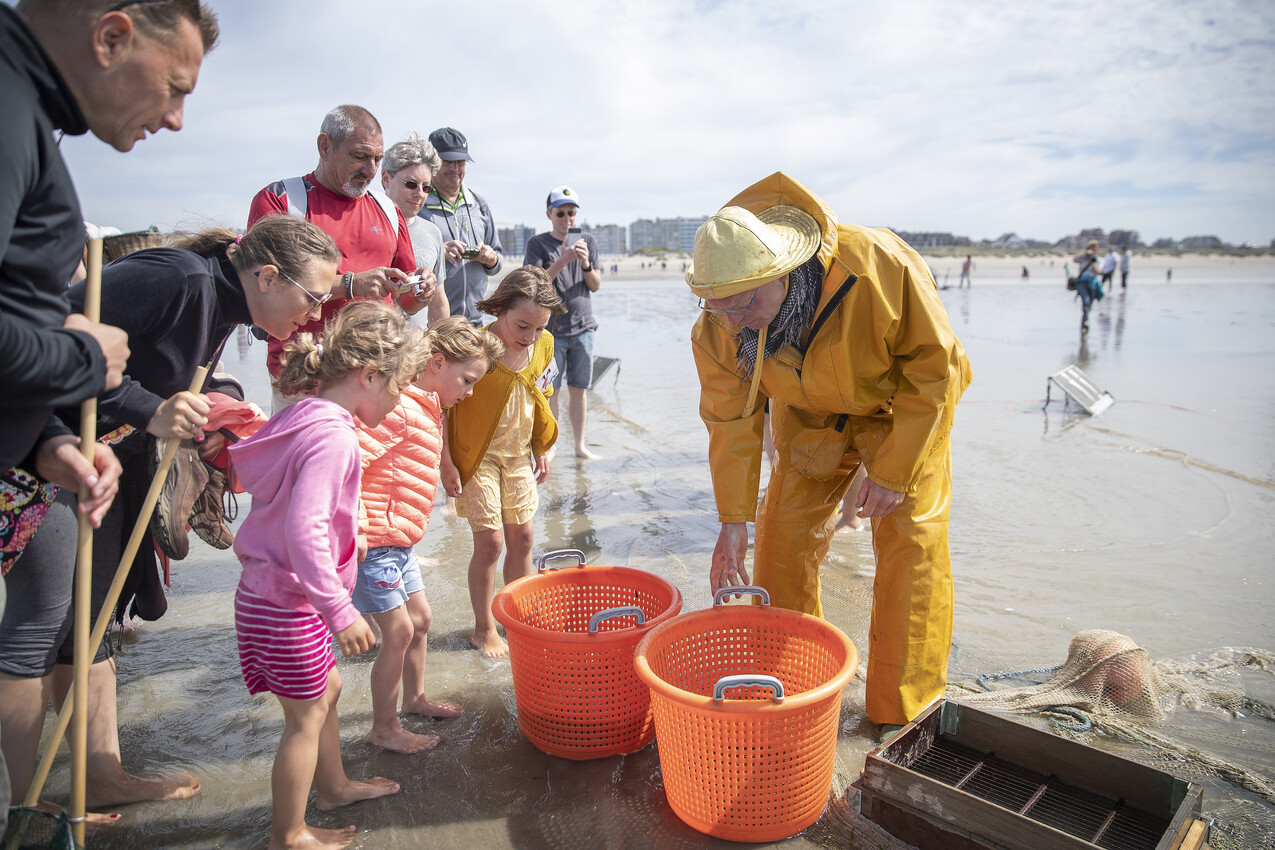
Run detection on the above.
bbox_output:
[524,186,601,459]
[688,172,971,737]
[421,127,504,324]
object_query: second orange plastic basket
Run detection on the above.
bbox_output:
[492,550,682,760]
[633,587,858,843]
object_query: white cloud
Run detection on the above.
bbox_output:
[34,0,1275,245]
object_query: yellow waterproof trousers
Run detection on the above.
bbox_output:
[753,405,954,725]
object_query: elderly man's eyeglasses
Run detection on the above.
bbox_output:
[697,289,757,316]
[257,268,333,309]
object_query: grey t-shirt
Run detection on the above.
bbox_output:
[524,231,599,338]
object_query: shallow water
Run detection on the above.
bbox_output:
[34,272,1275,848]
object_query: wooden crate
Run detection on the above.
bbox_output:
[856,700,1205,850]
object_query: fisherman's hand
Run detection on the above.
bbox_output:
[65,314,129,390]
[354,267,401,300]
[857,478,905,519]
[533,453,549,484]
[148,392,211,440]
[335,618,375,656]
[34,436,122,528]
[710,522,750,597]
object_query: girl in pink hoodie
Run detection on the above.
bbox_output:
[230,301,428,850]
[353,317,502,755]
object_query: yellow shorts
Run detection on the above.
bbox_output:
[456,452,539,531]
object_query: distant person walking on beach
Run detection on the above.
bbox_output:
[1120,247,1131,290]
[248,104,433,412]
[959,255,973,287]
[421,128,504,324]
[441,269,562,657]
[1,0,219,820]
[1073,240,1103,332]
[687,172,971,736]
[352,317,501,754]
[524,186,602,461]
[231,302,425,850]
[1101,248,1119,292]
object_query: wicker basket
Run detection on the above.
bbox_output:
[102,229,163,261]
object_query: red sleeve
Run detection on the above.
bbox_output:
[247,184,287,229]
[392,206,415,273]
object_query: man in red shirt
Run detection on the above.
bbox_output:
[247,104,435,405]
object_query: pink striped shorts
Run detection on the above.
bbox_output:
[235,584,336,701]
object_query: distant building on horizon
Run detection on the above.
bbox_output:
[582,222,627,255]
[630,216,706,253]
[497,224,537,258]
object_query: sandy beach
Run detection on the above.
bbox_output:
[23,255,1275,849]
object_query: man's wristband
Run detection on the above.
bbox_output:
[342,272,355,300]
[581,263,593,272]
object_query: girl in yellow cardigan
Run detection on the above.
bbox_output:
[441,267,564,657]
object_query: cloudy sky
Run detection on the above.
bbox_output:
[34,0,1275,246]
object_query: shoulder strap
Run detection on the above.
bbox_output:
[281,176,308,220]
[369,190,400,241]
[798,273,858,357]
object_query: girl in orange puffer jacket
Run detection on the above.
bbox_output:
[352,316,502,754]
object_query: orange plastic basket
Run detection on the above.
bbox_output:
[633,587,858,843]
[491,550,682,760]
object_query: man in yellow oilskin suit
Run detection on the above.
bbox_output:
[688,172,971,732]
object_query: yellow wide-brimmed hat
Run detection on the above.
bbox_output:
[686,205,822,299]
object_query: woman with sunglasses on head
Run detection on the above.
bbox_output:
[0,214,342,814]
[380,133,448,325]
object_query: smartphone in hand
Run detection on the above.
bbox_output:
[566,226,583,247]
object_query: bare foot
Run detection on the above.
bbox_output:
[470,629,508,658]
[36,799,120,831]
[269,824,356,850]
[315,777,400,811]
[834,516,863,533]
[366,725,440,754]
[574,444,601,459]
[402,696,463,718]
[85,770,200,808]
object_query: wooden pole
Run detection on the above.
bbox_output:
[70,237,103,847]
[23,363,210,816]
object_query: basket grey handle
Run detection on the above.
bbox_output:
[587,606,646,634]
[713,585,770,607]
[537,549,586,571]
[713,674,785,703]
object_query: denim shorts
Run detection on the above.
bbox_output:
[352,545,424,614]
[552,330,594,391]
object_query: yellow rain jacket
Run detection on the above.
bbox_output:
[691,172,972,724]
[447,330,558,487]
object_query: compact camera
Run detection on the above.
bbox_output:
[461,247,480,259]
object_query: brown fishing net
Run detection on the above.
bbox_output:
[948,630,1275,850]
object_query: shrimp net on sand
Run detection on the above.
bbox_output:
[2,807,76,850]
[945,630,1275,850]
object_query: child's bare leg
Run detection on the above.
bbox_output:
[312,668,400,811]
[501,521,535,585]
[835,464,868,533]
[468,528,507,657]
[366,606,439,753]
[271,680,355,850]
[400,590,461,718]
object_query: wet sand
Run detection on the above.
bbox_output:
[30,261,1275,848]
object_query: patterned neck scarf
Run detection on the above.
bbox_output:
[734,254,823,379]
